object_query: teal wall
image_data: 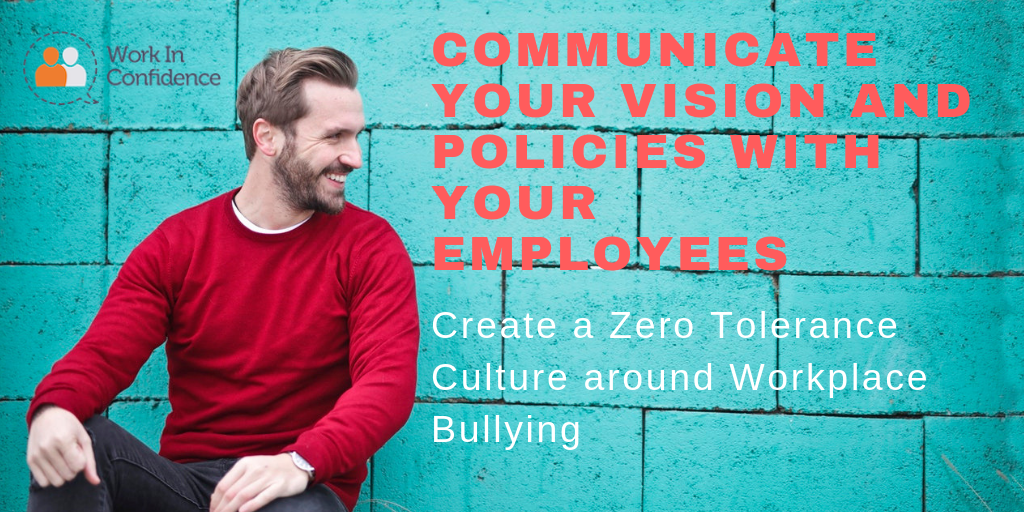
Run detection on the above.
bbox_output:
[1,1,1021,511]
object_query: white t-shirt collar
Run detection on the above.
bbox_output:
[231,197,312,234]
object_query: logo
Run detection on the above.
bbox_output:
[23,31,99,105]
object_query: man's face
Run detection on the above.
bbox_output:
[271,79,365,215]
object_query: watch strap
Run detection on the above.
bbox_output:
[288,451,315,482]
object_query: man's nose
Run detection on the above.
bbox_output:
[339,145,362,170]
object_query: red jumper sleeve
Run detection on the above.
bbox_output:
[280,221,420,481]
[26,224,175,427]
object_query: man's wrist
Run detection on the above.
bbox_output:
[287,451,315,483]
[30,404,59,423]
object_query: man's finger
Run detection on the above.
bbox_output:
[222,478,268,512]
[27,460,51,488]
[77,429,101,485]
[63,444,86,474]
[239,483,281,512]
[211,462,246,512]
[37,455,65,487]
[46,446,77,483]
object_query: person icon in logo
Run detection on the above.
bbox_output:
[61,47,87,86]
[35,46,67,87]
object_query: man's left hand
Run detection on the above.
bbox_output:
[210,453,309,512]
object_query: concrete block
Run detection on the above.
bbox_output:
[370,129,637,266]
[108,131,247,263]
[775,0,1024,135]
[116,348,169,400]
[0,133,107,263]
[0,0,107,129]
[921,138,1024,274]
[237,0,501,127]
[501,0,773,131]
[0,401,31,512]
[115,348,168,400]
[107,400,171,453]
[925,416,1023,512]
[107,0,237,129]
[641,136,915,273]
[779,276,1024,414]
[415,267,503,400]
[0,265,108,399]
[644,411,922,511]
[374,403,642,511]
[504,269,776,410]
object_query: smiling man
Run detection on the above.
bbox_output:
[24,47,419,512]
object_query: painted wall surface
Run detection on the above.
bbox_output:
[1,1,1021,511]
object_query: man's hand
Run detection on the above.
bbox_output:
[26,405,100,488]
[210,454,310,512]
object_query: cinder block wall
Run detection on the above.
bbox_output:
[1,1,1021,511]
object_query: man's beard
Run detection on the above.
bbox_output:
[271,139,347,215]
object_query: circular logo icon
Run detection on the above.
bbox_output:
[23,31,100,105]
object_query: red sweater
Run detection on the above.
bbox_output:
[27,189,419,511]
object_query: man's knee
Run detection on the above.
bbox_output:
[261,485,346,512]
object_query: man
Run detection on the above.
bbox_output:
[24,47,419,512]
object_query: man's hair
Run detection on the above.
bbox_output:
[237,47,358,160]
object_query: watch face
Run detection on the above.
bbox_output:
[291,451,315,473]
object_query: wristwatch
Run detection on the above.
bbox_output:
[288,451,315,482]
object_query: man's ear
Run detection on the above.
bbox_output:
[253,119,283,157]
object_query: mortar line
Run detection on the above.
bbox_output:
[500,270,507,400]
[2,127,1023,140]
[770,0,776,136]
[915,138,921,276]
[636,167,642,260]
[0,128,238,134]
[922,420,927,512]
[403,399,1022,419]
[640,408,647,512]
[369,454,375,512]
[404,261,1023,278]
[498,61,504,130]
[234,0,241,130]
[101,0,111,125]
[104,133,111,265]
[366,130,372,211]
[773,273,780,409]
[7,394,1021,419]
[0,262,111,266]
[5,260,1019,278]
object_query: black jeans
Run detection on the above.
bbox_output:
[27,415,347,512]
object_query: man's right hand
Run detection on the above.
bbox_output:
[26,405,100,487]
